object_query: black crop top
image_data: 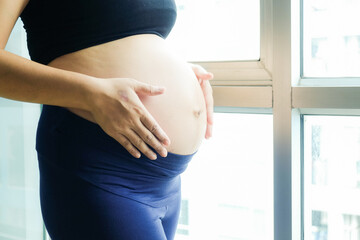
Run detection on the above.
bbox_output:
[20,0,177,65]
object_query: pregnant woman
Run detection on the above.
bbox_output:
[0,0,214,239]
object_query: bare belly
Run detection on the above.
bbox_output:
[48,34,207,155]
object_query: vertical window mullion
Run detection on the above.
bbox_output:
[272,1,296,240]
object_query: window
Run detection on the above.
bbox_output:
[0,20,42,240]
[176,113,273,240]
[297,0,360,239]
[167,0,260,61]
[311,211,328,240]
[168,1,271,239]
[302,0,360,77]
[177,200,190,236]
[304,116,360,240]
[343,214,360,240]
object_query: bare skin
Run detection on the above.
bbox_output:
[0,0,214,160]
[48,34,207,156]
[189,63,214,139]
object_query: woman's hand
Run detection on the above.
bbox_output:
[189,63,214,139]
[86,77,170,160]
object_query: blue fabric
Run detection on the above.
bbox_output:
[36,105,195,239]
[20,0,177,65]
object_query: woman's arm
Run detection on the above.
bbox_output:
[0,0,170,160]
[0,49,96,109]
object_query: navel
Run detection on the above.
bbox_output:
[193,109,203,118]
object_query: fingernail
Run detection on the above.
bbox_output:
[162,150,168,158]
[151,154,157,160]
[156,86,166,92]
[163,139,170,146]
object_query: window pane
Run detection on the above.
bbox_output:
[0,20,43,240]
[304,116,360,240]
[167,0,260,62]
[176,113,273,240]
[303,0,360,77]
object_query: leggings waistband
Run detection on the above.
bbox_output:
[36,105,196,206]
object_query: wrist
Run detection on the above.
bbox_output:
[80,76,104,112]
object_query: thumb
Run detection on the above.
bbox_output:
[198,72,214,81]
[133,81,166,96]
[194,68,214,81]
[190,64,214,80]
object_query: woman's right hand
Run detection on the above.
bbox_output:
[85,77,170,160]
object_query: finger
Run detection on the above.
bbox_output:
[203,82,214,123]
[134,121,168,158]
[133,81,166,96]
[140,113,171,147]
[198,72,214,81]
[205,107,214,139]
[203,82,214,138]
[191,64,214,80]
[199,78,204,85]
[206,98,214,125]
[114,133,141,158]
[126,129,158,160]
[124,91,171,148]
[205,122,213,139]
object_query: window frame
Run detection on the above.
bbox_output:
[194,0,360,240]
[191,0,274,110]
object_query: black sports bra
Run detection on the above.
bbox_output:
[20,0,177,65]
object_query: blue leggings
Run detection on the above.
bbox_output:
[36,106,195,240]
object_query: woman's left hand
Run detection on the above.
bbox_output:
[190,63,214,139]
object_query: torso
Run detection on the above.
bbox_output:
[48,34,207,155]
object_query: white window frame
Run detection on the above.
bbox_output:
[192,0,274,109]
[193,0,360,240]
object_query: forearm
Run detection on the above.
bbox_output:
[0,49,97,110]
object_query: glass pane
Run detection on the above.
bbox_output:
[176,113,273,240]
[0,20,42,240]
[304,116,360,240]
[303,0,360,77]
[167,0,260,62]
